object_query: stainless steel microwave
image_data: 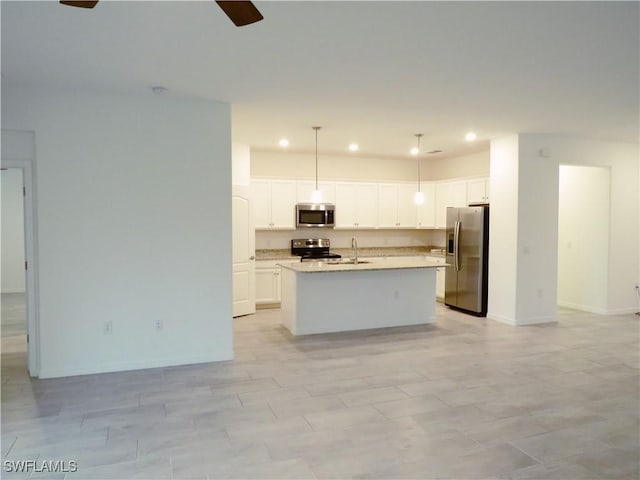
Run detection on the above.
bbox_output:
[296,203,335,228]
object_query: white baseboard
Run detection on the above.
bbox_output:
[557,301,639,315]
[557,300,607,314]
[604,307,640,315]
[37,351,234,379]
[487,312,556,326]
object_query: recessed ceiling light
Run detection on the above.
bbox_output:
[410,147,420,156]
[465,131,477,141]
[348,143,359,152]
[279,138,289,147]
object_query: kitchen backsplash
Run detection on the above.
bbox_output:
[255,229,446,250]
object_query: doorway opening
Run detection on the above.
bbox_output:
[1,168,28,365]
[557,164,611,314]
[1,157,38,376]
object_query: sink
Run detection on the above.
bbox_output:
[327,259,371,265]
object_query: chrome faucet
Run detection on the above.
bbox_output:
[351,237,359,265]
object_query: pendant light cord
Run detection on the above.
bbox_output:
[313,126,321,191]
[416,133,423,193]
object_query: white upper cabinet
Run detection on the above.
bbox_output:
[467,177,490,204]
[335,182,378,228]
[296,181,336,204]
[252,175,487,231]
[416,183,436,229]
[378,183,417,228]
[252,180,272,229]
[435,180,468,228]
[252,179,297,230]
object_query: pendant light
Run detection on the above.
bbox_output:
[413,133,425,205]
[311,126,323,203]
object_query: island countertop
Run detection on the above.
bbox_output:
[278,257,445,273]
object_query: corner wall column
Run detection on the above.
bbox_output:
[488,134,559,325]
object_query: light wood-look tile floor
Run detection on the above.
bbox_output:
[2,304,639,479]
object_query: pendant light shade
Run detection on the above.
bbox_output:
[312,126,323,203]
[413,133,424,205]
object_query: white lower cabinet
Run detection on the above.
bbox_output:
[255,260,283,306]
[426,255,446,300]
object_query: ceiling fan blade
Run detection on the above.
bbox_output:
[60,1,99,8]
[215,1,263,27]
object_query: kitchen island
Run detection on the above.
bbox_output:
[279,258,443,335]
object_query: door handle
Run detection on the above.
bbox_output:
[249,256,255,260]
[454,220,461,271]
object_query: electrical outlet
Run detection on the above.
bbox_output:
[103,321,113,335]
[155,319,163,331]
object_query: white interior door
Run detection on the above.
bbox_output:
[232,185,255,317]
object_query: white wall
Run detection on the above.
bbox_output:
[489,135,560,325]
[232,143,251,187]
[427,150,490,180]
[539,135,639,314]
[2,86,233,378]
[488,135,520,323]
[489,133,639,324]
[251,150,418,182]
[1,169,26,293]
[558,165,610,313]
[251,149,490,183]
[255,229,445,251]
[515,136,559,323]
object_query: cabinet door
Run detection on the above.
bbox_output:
[255,267,281,304]
[269,181,297,229]
[377,184,399,228]
[426,255,446,299]
[449,181,468,207]
[417,183,436,228]
[252,180,272,229]
[355,183,379,228]
[467,177,489,204]
[435,181,468,228]
[297,181,336,204]
[436,268,445,299]
[335,183,359,228]
[396,184,418,228]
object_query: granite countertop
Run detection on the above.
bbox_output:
[255,249,298,261]
[278,257,444,273]
[255,246,446,261]
[332,246,446,258]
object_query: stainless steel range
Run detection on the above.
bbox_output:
[291,238,342,262]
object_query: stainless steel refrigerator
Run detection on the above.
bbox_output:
[445,206,489,316]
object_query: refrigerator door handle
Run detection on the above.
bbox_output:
[454,220,461,271]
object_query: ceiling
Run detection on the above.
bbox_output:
[2,1,638,160]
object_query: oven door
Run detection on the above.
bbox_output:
[300,253,342,262]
